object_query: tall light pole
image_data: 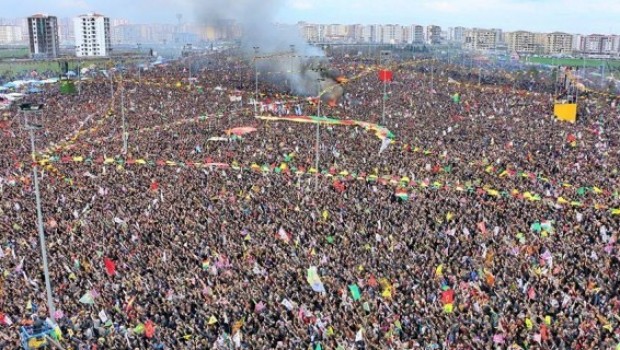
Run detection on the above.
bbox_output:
[253,46,259,115]
[315,77,325,189]
[121,71,128,154]
[289,44,295,91]
[137,43,142,83]
[20,103,56,323]
[74,45,82,96]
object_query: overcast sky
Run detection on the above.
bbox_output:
[4,0,619,34]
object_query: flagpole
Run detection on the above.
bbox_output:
[382,79,386,125]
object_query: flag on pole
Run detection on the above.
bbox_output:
[395,188,409,201]
[452,93,461,104]
[145,320,156,338]
[277,227,291,243]
[349,284,362,301]
[378,70,393,82]
[79,291,95,304]
[103,257,116,275]
[379,137,391,154]
[307,266,326,293]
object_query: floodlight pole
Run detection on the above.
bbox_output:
[21,105,56,323]
[430,60,434,91]
[121,72,127,154]
[289,45,295,90]
[253,46,259,115]
[315,77,324,189]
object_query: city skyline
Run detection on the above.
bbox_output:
[2,0,620,35]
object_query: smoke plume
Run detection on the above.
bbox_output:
[189,0,343,99]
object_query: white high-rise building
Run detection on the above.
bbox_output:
[74,13,111,57]
[0,25,23,44]
[380,25,405,44]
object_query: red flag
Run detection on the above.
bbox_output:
[103,257,116,276]
[368,274,378,288]
[528,286,536,300]
[333,180,345,193]
[540,324,549,341]
[566,133,576,143]
[145,320,156,338]
[150,181,159,191]
[477,222,487,235]
[441,289,455,304]
[378,70,393,82]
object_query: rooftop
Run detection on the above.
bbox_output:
[77,13,107,18]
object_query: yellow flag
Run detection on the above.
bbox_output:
[435,264,444,277]
[545,315,551,325]
[593,187,603,194]
[443,303,453,313]
[446,212,454,221]
[208,316,218,325]
[322,210,329,221]
[525,318,533,330]
[487,189,500,197]
[557,197,568,204]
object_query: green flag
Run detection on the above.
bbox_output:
[349,284,361,301]
[363,302,370,312]
[452,93,460,104]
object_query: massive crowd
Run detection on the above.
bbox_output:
[1,51,620,350]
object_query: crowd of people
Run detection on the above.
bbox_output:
[1,50,620,349]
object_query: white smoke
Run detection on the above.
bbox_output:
[189,0,342,98]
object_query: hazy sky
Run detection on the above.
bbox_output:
[3,0,619,34]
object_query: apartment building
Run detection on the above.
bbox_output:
[74,13,111,57]
[505,30,538,53]
[546,32,573,54]
[411,25,424,44]
[449,26,466,43]
[27,14,60,58]
[0,25,23,44]
[426,25,442,44]
[464,28,497,51]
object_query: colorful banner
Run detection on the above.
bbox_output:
[255,115,395,140]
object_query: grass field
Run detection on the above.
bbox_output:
[0,61,81,78]
[523,56,620,68]
[0,48,29,59]
[0,58,140,79]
